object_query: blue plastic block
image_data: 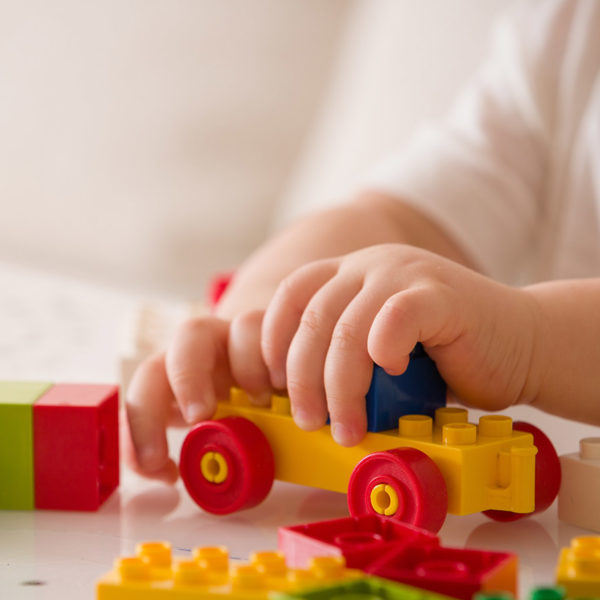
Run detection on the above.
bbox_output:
[366,344,446,432]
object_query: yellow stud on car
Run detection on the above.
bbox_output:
[370,483,399,516]
[200,451,228,484]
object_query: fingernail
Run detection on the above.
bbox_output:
[293,407,316,430]
[271,369,286,391]
[139,445,162,471]
[202,387,216,411]
[183,387,216,423]
[332,422,356,446]
[253,391,273,406]
[184,402,207,424]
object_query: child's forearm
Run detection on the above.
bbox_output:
[526,278,600,424]
[217,191,476,319]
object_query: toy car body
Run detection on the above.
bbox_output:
[180,384,560,532]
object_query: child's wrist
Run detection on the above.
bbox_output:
[515,286,548,408]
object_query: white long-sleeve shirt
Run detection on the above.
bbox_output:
[366,0,600,285]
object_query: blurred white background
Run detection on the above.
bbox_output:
[0,0,505,297]
[2,6,600,598]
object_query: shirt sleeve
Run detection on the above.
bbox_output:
[363,0,563,284]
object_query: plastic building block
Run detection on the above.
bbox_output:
[527,588,566,600]
[96,541,363,599]
[475,588,586,600]
[558,437,600,532]
[182,388,547,529]
[366,345,446,433]
[0,381,52,509]
[484,422,561,522]
[208,271,234,309]
[556,536,600,598]
[272,575,458,599]
[180,416,275,514]
[366,539,517,600]
[278,515,516,600]
[0,381,119,511]
[279,515,437,570]
[33,383,119,510]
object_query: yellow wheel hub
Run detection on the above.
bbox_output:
[200,451,228,484]
[370,483,399,516]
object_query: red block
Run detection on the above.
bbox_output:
[278,515,517,600]
[366,543,518,600]
[278,515,438,569]
[33,384,119,510]
[207,271,233,310]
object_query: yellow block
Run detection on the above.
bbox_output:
[556,536,600,598]
[213,390,537,516]
[96,541,362,600]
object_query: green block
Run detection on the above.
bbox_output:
[528,588,565,600]
[0,382,53,509]
[273,576,457,600]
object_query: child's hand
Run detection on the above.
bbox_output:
[125,243,542,481]
[125,312,272,482]
[261,244,540,446]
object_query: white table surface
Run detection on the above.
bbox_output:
[0,261,598,600]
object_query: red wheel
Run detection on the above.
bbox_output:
[484,421,561,522]
[347,448,448,532]
[179,417,274,514]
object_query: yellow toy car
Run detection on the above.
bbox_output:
[179,387,560,532]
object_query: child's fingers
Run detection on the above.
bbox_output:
[229,309,272,404]
[261,259,339,390]
[367,283,461,372]
[122,408,178,483]
[285,275,362,430]
[126,352,179,480]
[324,289,381,446]
[165,317,231,425]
